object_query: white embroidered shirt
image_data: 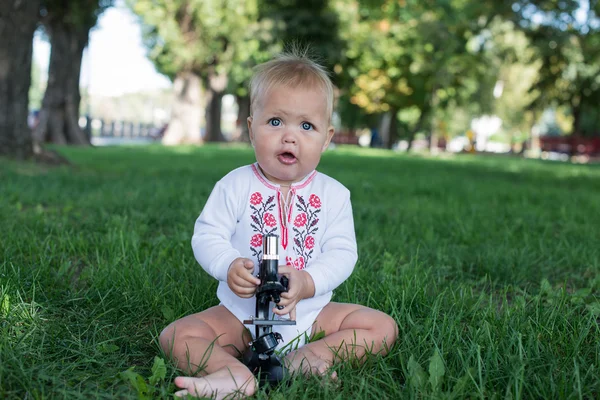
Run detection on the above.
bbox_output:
[191,163,357,337]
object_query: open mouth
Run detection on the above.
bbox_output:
[278,152,297,164]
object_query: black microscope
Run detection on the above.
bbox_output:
[243,234,296,385]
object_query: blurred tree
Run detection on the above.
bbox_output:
[514,0,600,137]
[34,0,113,146]
[259,0,344,75]
[226,19,279,142]
[334,0,516,149]
[335,94,378,134]
[0,0,40,159]
[480,19,542,150]
[225,0,344,142]
[131,0,258,144]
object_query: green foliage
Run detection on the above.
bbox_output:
[259,0,344,74]
[40,0,113,31]
[476,18,541,138]
[332,0,599,139]
[333,0,515,134]
[129,0,258,80]
[513,0,600,136]
[229,0,347,96]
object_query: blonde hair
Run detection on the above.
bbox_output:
[249,50,334,124]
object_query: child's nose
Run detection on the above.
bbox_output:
[282,129,297,143]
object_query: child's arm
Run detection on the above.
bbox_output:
[192,181,243,282]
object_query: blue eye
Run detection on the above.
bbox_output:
[301,122,313,131]
[268,118,282,127]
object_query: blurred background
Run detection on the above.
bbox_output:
[2,0,599,161]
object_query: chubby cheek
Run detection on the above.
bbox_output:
[255,149,275,168]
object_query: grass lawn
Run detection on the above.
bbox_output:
[1,144,600,399]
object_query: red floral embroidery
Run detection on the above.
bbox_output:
[305,235,315,250]
[291,194,321,266]
[309,194,321,208]
[250,233,263,248]
[286,256,305,270]
[250,192,262,205]
[263,212,276,227]
[249,193,277,260]
[294,213,307,227]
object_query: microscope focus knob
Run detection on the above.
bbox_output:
[280,276,289,290]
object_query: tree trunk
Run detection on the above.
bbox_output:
[0,0,40,159]
[406,130,415,151]
[378,112,391,149]
[406,109,428,152]
[204,72,227,142]
[428,133,438,153]
[234,94,250,142]
[428,117,439,154]
[572,100,582,136]
[387,106,399,149]
[34,20,89,145]
[162,71,203,145]
[527,108,541,156]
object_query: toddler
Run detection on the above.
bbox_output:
[160,50,398,399]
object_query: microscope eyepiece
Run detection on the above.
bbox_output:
[262,234,279,260]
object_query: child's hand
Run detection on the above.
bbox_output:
[227,258,260,298]
[273,266,315,320]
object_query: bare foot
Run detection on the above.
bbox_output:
[173,366,257,399]
[284,347,337,381]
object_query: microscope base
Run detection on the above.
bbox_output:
[243,349,289,386]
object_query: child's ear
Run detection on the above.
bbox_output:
[247,116,255,146]
[322,126,335,152]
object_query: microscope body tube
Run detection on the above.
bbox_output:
[256,234,279,338]
[259,234,279,286]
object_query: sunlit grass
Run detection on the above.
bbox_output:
[1,144,599,398]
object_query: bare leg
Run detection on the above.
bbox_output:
[284,302,398,378]
[160,305,256,399]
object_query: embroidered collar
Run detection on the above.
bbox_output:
[251,163,317,190]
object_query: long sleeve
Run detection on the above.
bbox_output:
[191,181,242,282]
[303,190,357,297]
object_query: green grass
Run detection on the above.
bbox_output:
[1,144,600,399]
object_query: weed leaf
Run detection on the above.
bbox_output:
[540,278,553,296]
[98,343,119,354]
[428,349,445,392]
[586,302,600,316]
[149,356,167,386]
[161,305,174,321]
[407,355,428,390]
[0,294,9,317]
[120,367,149,398]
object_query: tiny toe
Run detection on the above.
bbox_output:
[174,376,188,388]
[174,389,189,397]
